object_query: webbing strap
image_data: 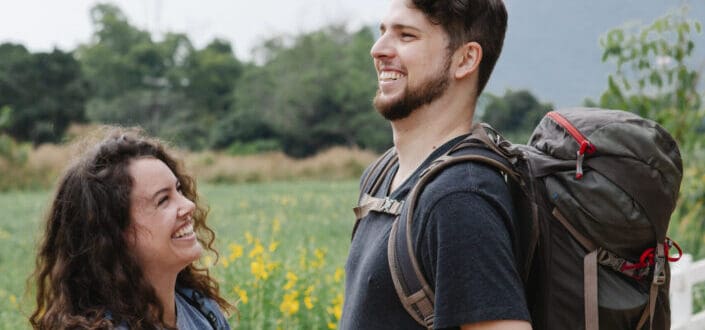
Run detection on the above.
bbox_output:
[352,148,398,240]
[353,194,403,220]
[552,208,597,251]
[636,243,666,329]
[584,249,600,330]
[388,220,435,329]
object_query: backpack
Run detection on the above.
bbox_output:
[353,108,684,330]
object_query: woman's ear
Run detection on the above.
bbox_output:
[454,41,482,80]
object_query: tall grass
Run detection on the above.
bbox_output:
[0,139,378,191]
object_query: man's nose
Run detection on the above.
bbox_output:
[370,33,394,60]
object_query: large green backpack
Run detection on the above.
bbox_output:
[355,108,684,329]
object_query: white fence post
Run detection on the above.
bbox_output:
[671,253,693,326]
[671,254,705,330]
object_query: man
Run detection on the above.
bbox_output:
[340,0,531,329]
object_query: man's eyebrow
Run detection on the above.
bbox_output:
[379,23,422,33]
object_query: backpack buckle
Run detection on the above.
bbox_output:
[653,243,666,285]
[381,198,394,213]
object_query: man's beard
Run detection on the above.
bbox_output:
[373,57,451,121]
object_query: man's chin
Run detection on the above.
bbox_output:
[374,100,414,121]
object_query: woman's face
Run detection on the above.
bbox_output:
[126,157,202,275]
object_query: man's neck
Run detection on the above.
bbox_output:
[389,93,475,192]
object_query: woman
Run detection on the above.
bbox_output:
[30,128,233,329]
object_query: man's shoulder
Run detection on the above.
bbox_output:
[416,159,509,205]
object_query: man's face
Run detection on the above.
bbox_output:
[371,0,452,121]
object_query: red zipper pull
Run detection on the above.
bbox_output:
[546,112,596,179]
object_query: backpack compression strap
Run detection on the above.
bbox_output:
[351,147,399,239]
[552,208,670,330]
[388,148,519,329]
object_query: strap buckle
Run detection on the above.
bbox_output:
[381,197,395,213]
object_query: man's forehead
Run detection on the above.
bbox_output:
[381,0,429,29]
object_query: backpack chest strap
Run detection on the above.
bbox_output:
[353,194,404,220]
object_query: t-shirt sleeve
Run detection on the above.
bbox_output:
[419,191,530,329]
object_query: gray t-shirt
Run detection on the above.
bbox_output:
[341,135,530,329]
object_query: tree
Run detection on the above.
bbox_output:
[597,6,703,148]
[480,89,553,141]
[232,25,390,157]
[182,39,242,118]
[0,45,87,144]
[76,4,153,99]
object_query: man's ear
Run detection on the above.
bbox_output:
[454,42,482,80]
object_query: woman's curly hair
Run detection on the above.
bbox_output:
[30,128,233,329]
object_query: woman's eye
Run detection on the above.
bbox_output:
[158,196,168,206]
[401,33,415,40]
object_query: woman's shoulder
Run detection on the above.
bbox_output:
[176,286,231,330]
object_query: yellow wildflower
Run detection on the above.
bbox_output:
[266,260,279,272]
[245,231,254,244]
[327,293,343,320]
[303,286,316,310]
[314,248,326,260]
[328,322,337,329]
[334,267,344,283]
[280,291,300,315]
[249,240,264,258]
[233,286,249,304]
[269,241,279,252]
[219,258,230,268]
[304,296,314,310]
[229,243,244,261]
[251,260,269,280]
[284,272,298,290]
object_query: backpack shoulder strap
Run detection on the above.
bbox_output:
[351,147,399,239]
[175,286,230,330]
[387,125,533,329]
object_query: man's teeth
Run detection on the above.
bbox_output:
[380,71,404,81]
[173,223,194,239]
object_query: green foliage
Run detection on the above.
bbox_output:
[77,4,245,150]
[0,44,87,144]
[226,139,282,156]
[235,26,390,157]
[597,7,704,149]
[480,89,553,143]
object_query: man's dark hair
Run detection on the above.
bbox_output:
[411,0,507,95]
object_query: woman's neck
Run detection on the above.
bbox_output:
[143,268,179,326]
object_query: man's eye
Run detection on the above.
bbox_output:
[401,33,416,39]
[158,196,168,206]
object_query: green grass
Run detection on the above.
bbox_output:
[0,180,358,329]
[4,178,705,328]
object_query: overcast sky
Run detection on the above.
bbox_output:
[0,0,388,60]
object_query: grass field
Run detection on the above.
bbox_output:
[3,178,704,329]
[0,180,359,329]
